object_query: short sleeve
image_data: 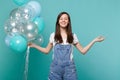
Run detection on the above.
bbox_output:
[73,33,79,44]
[49,32,55,44]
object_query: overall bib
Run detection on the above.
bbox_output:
[48,44,77,80]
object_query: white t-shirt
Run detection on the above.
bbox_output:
[49,32,79,46]
[49,32,79,60]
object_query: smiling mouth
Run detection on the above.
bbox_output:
[61,22,67,25]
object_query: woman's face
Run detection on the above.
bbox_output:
[59,14,69,28]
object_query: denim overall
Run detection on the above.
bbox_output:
[48,44,77,80]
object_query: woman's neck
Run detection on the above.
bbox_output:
[60,28,67,39]
[60,27,66,33]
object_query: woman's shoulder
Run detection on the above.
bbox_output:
[73,33,77,37]
[51,32,55,35]
[50,32,55,38]
[50,32,55,36]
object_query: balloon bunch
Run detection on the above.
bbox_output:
[4,0,45,53]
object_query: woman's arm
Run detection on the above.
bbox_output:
[74,36,104,55]
[28,42,53,54]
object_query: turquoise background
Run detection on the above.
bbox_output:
[0,0,120,80]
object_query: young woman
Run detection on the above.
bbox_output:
[28,12,104,80]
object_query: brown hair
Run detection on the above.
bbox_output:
[54,12,73,43]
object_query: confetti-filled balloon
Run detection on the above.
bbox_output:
[33,34,44,46]
[4,19,20,34]
[20,21,38,41]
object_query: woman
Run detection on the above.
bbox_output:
[28,12,104,80]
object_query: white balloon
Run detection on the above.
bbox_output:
[27,1,41,17]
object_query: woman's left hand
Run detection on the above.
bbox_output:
[94,36,105,42]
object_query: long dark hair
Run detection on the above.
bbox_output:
[54,12,73,43]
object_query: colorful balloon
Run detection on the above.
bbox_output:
[13,0,29,6]
[9,35,27,53]
[33,17,45,33]
[4,0,45,53]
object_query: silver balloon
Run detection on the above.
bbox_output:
[9,8,22,21]
[4,19,20,34]
[20,21,38,41]
[33,34,44,46]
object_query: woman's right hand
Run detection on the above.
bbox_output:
[28,43,36,48]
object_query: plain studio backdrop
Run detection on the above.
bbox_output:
[0,0,120,80]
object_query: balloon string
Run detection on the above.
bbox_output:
[24,46,30,80]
